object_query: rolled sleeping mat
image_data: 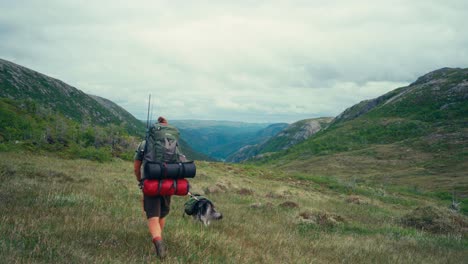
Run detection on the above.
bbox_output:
[144,161,196,179]
[142,179,189,196]
[144,162,162,179]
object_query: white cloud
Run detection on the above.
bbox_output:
[1,0,467,122]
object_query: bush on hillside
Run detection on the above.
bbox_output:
[280,201,299,208]
[299,210,345,227]
[345,195,367,205]
[237,188,254,195]
[400,206,468,236]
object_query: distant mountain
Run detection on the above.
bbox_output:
[170,120,287,160]
[227,117,332,162]
[171,120,272,130]
[260,67,468,194]
[178,138,216,161]
[0,58,144,135]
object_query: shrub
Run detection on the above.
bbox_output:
[400,206,468,236]
[299,210,345,227]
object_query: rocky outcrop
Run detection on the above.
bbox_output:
[227,117,333,162]
[274,118,329,147]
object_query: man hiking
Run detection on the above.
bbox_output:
[133,116,172,259]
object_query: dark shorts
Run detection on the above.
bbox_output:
[143,195,171,219]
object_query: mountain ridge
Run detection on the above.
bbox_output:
[332,67,467,125]
[258,67,468,195]
[0,58,144,135]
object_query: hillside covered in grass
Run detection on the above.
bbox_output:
[0,97,139,161]
[259,68,468,196]
[0,58,144,134]
[0,153,466,263]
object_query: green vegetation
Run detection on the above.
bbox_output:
[0,98,138,162]
[1,153,467,263]
[278,118,432,157]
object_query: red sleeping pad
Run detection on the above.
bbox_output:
[143,179,189,196]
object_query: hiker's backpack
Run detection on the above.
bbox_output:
[144,123,182,163]
[184,194,208,215]
[143,123,196,180]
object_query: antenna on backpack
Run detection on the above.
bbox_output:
[144,94,151,155]
[149,99,154,126]
[146,94,152,130]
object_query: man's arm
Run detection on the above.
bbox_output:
[133,141,145,182]
[134,160,142,182]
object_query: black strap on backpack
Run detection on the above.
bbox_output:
[157,179,163,195]
[173,180,178,194]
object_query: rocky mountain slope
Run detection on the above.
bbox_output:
[227,117,332,162]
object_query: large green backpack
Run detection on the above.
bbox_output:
[144,123,182,163]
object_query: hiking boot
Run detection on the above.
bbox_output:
[153,240,167,259]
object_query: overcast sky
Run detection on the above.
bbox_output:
[1,1,467,123]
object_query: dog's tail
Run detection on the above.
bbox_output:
[188,192,200,201]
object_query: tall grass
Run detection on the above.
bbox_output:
[1,153,467,263]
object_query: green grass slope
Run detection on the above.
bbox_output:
[0,97,141,161]
[0,58,144,135]
[260,68,468,195]
[1,153,466,263]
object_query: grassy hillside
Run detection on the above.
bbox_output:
[259,68,468,195]
[0,58,144,135]
[0,97,139,161]
[0,153,467,263]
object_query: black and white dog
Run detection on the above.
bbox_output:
[185,194,223,226]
